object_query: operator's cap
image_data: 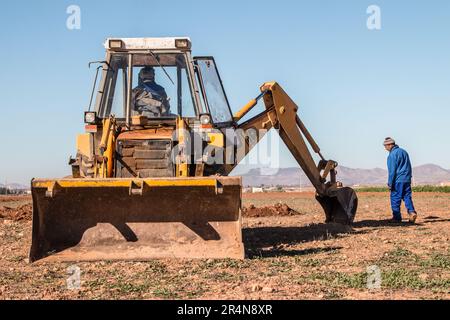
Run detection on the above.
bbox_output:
[383,137,396,146]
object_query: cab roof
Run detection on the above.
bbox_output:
[104,37,191,51]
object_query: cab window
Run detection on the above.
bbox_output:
[96,53,196,119]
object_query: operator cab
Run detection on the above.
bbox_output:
[86,37,235,129]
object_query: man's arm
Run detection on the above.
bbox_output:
[387,153,397,189]
[131,88,144,114]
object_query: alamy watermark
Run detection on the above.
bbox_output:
[66,5,81,30]
[367,5,381,30]
[366,265,382,290]
[66,265,81,290]
[163,127,281,174]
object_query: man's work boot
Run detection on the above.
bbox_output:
[388,212,402,224]
[408,212,418,224]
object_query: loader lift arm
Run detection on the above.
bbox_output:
[230,82,358,224]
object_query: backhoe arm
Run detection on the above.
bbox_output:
[232,82,358,224]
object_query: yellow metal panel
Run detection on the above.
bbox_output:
[32,178,218,189]
[177,163,188,177]
[105,127,115,177]
[207,132,224,148]
[33,180,131,188]
[76,134,92,158]
[176,117,189,177]
[145,179,217,187]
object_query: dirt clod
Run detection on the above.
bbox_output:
[242,203,300,217]
[0,204,32,222]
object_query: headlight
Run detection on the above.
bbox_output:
[108,39,123,49]
[175,39,190,49]
[84,111,97,124]
[200,114,211,125]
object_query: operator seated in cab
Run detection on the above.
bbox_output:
[132,66,171,117]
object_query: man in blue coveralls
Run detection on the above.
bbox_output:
[383,137,418,223]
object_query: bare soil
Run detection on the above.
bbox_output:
[0,192,449,300]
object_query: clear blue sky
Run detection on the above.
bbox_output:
[1,0,449,185]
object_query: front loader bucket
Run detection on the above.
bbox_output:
[316,187,358,225]
[29,177,244,262]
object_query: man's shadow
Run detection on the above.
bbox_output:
[352,216,450,228]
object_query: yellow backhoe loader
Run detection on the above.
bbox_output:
[30,37,358,262]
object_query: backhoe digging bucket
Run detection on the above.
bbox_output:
[29,177,244,262]
[316,187,358,225]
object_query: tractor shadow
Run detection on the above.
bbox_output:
[243,223,360,258]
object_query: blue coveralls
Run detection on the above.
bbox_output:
[387,145,416,220]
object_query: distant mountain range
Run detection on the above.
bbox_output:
[237,164,450,187]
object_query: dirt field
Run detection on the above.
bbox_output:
[0,192,449,300]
